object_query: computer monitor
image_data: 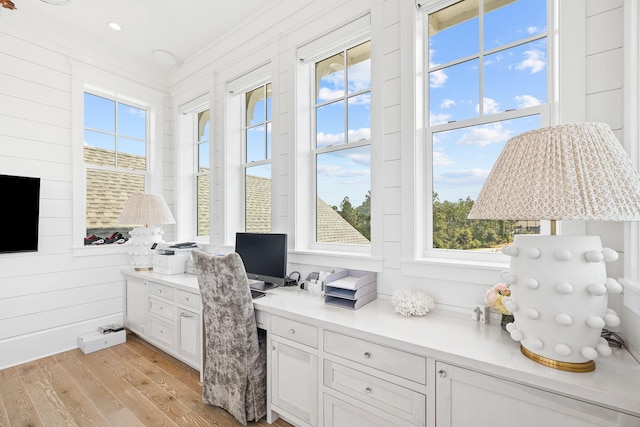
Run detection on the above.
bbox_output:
[235,232,288,291]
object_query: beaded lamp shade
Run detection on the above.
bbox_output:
[468,122,640,372]
[117,194,176,226]
[468,122,640,222]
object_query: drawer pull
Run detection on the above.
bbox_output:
[288,329,295,335]
[438,369,447,378]
[180,312,194,319]
[364,351,372,359]
[364,386,373,394]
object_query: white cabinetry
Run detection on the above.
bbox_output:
[269,315,319,427]
[122,271,202,372]
[435,362,639,427]
[124,277,147,334]
[322,331,426,427]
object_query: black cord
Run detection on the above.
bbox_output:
[287,271,301,285]
[601,329,626,348]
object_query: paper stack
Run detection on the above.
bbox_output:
[323,269,377,310]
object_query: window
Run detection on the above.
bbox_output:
[425,0,548,253]
[314,40,372,245]
[83,92,148,243]
[244,83,272,233]
[196,109,210,237]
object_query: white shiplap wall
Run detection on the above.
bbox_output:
[0,31,170,368]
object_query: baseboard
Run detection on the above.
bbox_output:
[0,313,123,370]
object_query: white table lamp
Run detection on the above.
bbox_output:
[468,122,640,372]
[117,193,176,271]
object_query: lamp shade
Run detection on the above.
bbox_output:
[117,193,176,226]
[468,122,640,221]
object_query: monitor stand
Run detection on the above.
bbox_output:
[249,280,278,291]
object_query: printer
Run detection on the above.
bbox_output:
[153,242,198,275]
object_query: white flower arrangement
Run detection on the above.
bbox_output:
[391,288,435,317]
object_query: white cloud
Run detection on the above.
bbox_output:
[317,132,344,147]
[433,151,454,166]
[430,112,452,126]
[347,60,371,93]
[527,26,539,35]
[440,99,455,109]
[347,127,371,142]
[516,49,546,74]
[318,87,344,102]
[430,69,448,88]
[456,122,513,147]
[347,92,371,106]
[515,94,541,108]
[476,97,500,115]
[127,107,145,117]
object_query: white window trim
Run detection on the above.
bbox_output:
[295,15,376,256]
[401,0,575,283]
[621,0,640,319]
[71,62,164,256]
[224,64,273,245]
[178,94,210,243]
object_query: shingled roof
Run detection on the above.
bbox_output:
[86,146,369,245]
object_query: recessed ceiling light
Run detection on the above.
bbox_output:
[40,0,73,4]
[108,22,122,32]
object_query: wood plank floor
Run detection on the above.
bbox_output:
[0,332,293,427]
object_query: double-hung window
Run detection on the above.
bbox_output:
[83,92,148,242]
[423,0,549,256]
[196,109,210,237]
[313,40,372,246]
[244,83,272,233]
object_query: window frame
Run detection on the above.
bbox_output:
[71,64,164,256]
[295,19,374,255]
[419,0,553,264]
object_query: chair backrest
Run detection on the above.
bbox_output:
[191,249,266,424]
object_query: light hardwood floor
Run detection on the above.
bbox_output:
[0,332,293,427]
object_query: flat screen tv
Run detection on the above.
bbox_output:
[0,174,40,253]
[235,232,287,290]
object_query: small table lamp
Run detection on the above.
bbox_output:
[117,193,176,271]
[468,122,640,372]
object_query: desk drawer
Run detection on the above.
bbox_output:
[149,317,174,348]
[149,297,175,321]
[148,281,175,300]
[324,360,425,426]
[271,315,318,348]
[175,289,200,309]
[324,331,426,385]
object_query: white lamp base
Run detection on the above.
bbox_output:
[127,226,164,271]
[502,235,621,372]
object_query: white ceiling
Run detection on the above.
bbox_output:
[0,0,282,72]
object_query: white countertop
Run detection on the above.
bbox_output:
[122,270,640,417]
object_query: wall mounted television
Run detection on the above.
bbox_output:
[0,174,40,253]
[235,232,287,291]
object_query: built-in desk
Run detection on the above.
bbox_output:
[122,269,640,427]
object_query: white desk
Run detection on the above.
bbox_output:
[122,270,640,427]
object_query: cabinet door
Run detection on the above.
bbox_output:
[271,339,318,426]
[125,278,146,333]
[436,362,628,427]
[177,308,201,369]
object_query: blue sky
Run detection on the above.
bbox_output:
[429,0,547,202]
[84,93,147,163]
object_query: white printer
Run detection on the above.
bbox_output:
[152,242,198,275]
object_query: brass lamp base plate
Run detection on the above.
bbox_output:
[135,267,153,272]
[520,345,595,373]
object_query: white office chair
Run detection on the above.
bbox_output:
[192,250,267,425]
